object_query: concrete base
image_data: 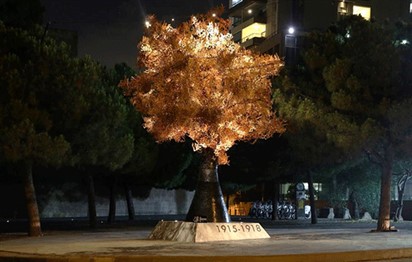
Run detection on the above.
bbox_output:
[148,221,270,242]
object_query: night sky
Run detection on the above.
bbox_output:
[40,0,227,68]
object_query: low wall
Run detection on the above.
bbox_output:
[0,184,194,218]
[40,188,195,218]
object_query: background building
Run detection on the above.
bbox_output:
[228,0,411,58]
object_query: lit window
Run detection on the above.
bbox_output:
[410,1,412,13]
[338,1,347,14]
[241,22,266,42]
[353,5,371,20]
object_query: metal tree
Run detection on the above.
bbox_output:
[121,11,285,222]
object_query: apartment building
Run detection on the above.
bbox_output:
[228,0,411,56]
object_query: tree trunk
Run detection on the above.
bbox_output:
[376,146,394,231]
[87,174,97,229]
[124,182,135,221]
[22,162,42,237]
[349,191,360,220]
[186,149,230,223]
[307,172,317,224]
[394,174,409,222]
[272,182,279,220]
[107,175,117,224]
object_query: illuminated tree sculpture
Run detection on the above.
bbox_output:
[121,11,285,222]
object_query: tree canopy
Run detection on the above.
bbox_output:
[0,21,150,234]
[273,16,412,231]
[121,11,285,165]
[0,23,71,168]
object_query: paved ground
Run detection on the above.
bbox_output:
[1,217,412,262]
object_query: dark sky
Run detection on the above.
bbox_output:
[40,0,227,68]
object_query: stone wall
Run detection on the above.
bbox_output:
[0,184,194,218]
[40,188,195,218]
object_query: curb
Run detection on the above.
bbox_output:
[1,248,412,262]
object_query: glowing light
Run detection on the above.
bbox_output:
[248,9,252,14]
[241,22,266,42]
[353,5,371,20]
[288,27,295,34]
[401,39,410,45]
[212,13,217,17]
[145,20,151,28]
[171,18,175,22]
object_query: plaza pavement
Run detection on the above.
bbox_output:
[1,217,412,262]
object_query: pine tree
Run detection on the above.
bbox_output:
[274,16,412,231]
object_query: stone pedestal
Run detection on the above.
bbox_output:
[149,221,270,242]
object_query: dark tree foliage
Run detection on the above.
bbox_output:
[102,63,159,223]
[273,16,412,231]
[0,20,141,233]
[0,23,76,236]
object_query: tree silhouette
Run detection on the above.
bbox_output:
[0,24,70,236]
[273,16,412,231]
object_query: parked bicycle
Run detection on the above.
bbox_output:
[249,200,296,220]
[249,200,273,219]
[276,201,296,220]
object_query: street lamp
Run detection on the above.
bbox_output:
[285,26,297,47]
[285,26,297,66]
